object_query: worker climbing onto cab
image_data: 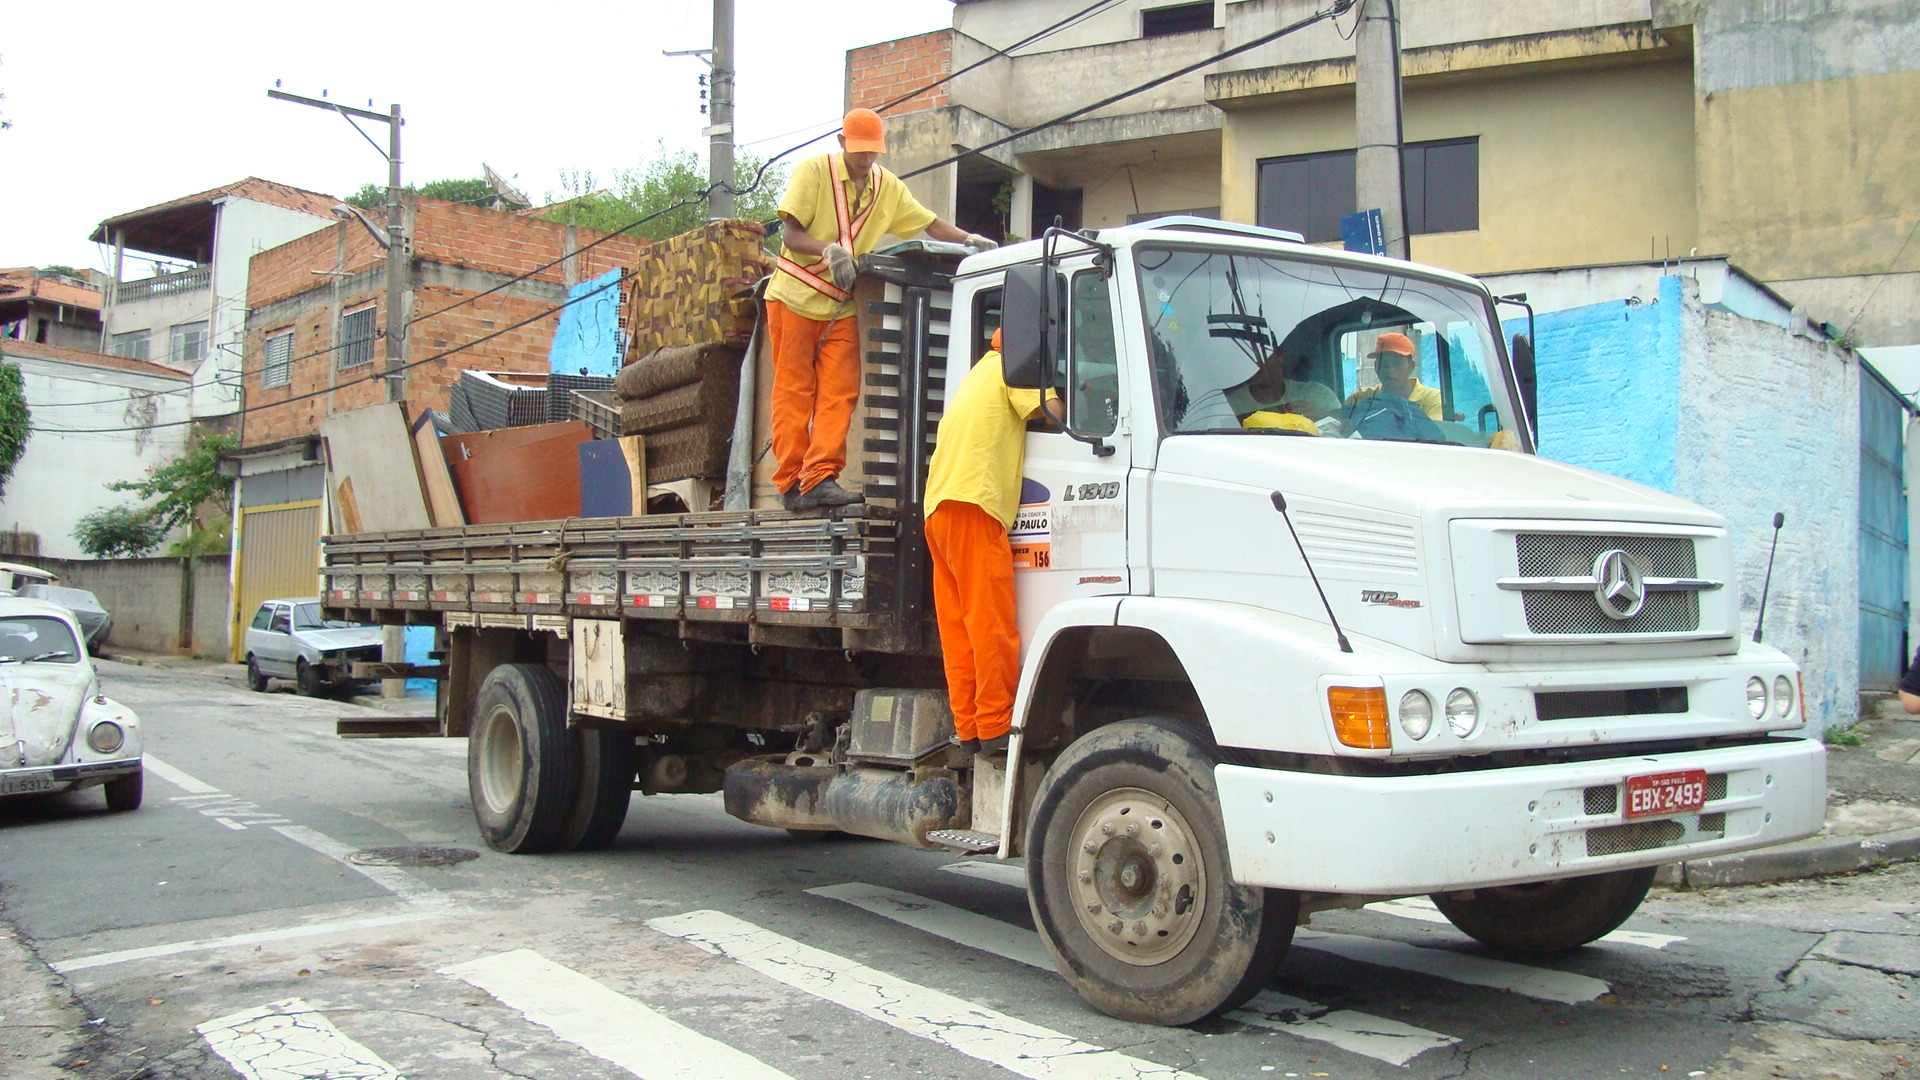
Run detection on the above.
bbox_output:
[767,108,996,510]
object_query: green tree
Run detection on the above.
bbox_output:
[345,177,503,210]
[0,362,29,498]
[72,505,167,558]
[74,433,237,558]
[541,143,787,241]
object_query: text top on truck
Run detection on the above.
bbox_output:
[322,216,1825,1028]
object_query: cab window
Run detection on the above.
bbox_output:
[1067,270,1119,437]
[250,604,274,631]
[268,606,291,635]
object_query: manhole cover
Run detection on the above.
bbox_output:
[346,846,480,867]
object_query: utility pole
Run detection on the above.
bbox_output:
[267,89,411,397]
[708,0,736,219]
[1353,0,1408,259]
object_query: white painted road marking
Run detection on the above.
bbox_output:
[1296,929,1610,1004]
[938,858,1027,889]
[444,949,794,1080]
[1228,991,1459,1067]
[198,997,403,1080]
[272,824,453,910]
[144,755,219,794]
[651,909,1208,1080]
[807,881,1053,968]
[52,912,448,974]
[819,882,1459,1066]
[1366,897,1686,950]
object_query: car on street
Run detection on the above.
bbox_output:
[0,595,143,810]
[0,561,58,593]
[19,584,112,654]
[243,597,383,697]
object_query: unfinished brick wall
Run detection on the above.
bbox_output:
[240,198,645,447]
[846,30,952,115]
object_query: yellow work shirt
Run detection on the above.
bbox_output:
[768,152,937,321]
[925,351,1047,530]
[1346,380,1443,421]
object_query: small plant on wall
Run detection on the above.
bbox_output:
[72,433,237,558]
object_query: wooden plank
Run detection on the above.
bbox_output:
[334,476,364,533]
[442,421,592,524]
[349,662,447,680]
[320,402,435,533]
[410,408,466,528]
[620,435,647,515]
[336,716,443,738]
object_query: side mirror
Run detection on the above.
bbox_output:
[1000,262,1056,390]
[1510,333,1538,444]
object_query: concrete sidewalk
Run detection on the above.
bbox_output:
[100,647,439,715]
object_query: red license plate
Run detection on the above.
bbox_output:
[1624,769,1708,819]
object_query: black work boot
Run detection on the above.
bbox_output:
[779,483,802,511]
[795,478,863,510]
[952,736,981,755]
[977,733,1010,760]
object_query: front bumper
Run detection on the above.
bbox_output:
[1216,737,1825,894]
[0,757,142,797]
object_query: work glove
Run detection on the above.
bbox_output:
[823,243,857,291]
[964,234,999,252]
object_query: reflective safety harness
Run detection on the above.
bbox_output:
[774,155,882,304]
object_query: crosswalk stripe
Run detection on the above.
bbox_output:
[816,882,1460,1067]
[443,949,793,1080]
[650,909,1208,1080]
[1228,991,1459,1067]
[52,912,449,974]
[1295,930,1610,1003]
[938,858,1027,889]
[1365,897,1686,950]
[940,858,1610,1004]
[198,997,403,1080]
[806,881,1054,968]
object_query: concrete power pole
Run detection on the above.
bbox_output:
[383,103,409,402]
[709,0,736,219]
[1354,0,1408,259]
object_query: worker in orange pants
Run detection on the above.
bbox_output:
[924,330,1061,753]
[767,108,994,510]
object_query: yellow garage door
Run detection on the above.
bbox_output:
[231,500,323,661]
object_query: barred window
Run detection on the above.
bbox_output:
[263,331,294,388]
[340,305,376,369]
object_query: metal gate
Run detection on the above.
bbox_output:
[230,500,323,661]
[1859,369,1911,689]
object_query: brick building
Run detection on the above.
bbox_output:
[844,29,952,115]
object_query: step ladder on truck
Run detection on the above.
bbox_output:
[322,218,1826,1026]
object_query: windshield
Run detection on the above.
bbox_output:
[1134,245,1523,448]
[0,616,81,663]
[293,604,363,631]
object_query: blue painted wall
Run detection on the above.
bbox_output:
[1508,275,1683,492]
[547,268,625,377]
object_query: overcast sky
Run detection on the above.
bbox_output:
[0,0,952,273]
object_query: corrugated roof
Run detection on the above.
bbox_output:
[0,338,192,380]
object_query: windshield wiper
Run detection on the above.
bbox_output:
[21,651,75,663]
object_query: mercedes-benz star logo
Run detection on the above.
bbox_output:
[1593,549,1647,620]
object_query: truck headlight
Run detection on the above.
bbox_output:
[1398,690,1433,740]
[88,721,124,754]
[1746,677,1767,720]
[1445,688,1479,737]
[1773,675,1794,720]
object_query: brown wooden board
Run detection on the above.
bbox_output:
[411,409,466,527]
[442,421,593,524]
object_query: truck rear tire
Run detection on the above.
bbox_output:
[1027,717,1298,1026]
[1429,868,1657,956]
[468,663,579,854]
[562,728,634,851]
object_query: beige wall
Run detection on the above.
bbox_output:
[1220,59,1698,275]
[1080,153,1222,228]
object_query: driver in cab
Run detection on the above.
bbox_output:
[1231,347,1341,435]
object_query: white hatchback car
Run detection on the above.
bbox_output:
[243,598,383,697]
[0,596,143,810]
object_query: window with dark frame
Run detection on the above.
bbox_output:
[339,305,376,369]
[1256,138,1480,243]
[1142,2,1213,38]
[262,330,294,388]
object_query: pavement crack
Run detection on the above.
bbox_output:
[385,1007,538,1080]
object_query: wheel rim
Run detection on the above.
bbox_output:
[1065,787,1207,966]
[477,705,525,815]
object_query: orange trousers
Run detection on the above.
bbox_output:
[926,500,1020,742]
[767,299,860,494]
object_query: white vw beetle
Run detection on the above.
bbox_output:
[0,596,143,810]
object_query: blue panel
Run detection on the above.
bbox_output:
[1858,374,1909,689]
[548,268,626,377]
[404,625,435,695]
[579,440,634,518]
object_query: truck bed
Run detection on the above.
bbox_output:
[321,504,932,654]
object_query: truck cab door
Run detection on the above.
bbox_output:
[1013,261,1130,648]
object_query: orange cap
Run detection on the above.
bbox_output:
[991,328,1002,352]
[841,108,887,154]
[1368,331,1415,359]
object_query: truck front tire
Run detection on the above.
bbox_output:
[1027,717,1297,1026]
[468,663,579,853]
[1429,868,1657,956]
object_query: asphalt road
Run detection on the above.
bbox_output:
[2,660,1915,1080]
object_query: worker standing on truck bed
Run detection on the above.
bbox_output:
[768,108,995,511]
[924,329,1063,754]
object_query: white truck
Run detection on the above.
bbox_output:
[322,218,1825,1026]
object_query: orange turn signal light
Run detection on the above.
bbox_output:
[1328,686,1392,749]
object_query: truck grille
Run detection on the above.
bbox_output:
[1586,819,1684,856]
[1516,533,1700,634]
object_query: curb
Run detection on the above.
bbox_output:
[1656,825,1920,888]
